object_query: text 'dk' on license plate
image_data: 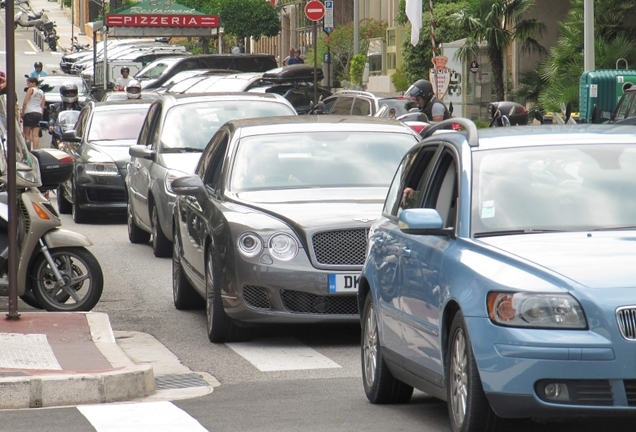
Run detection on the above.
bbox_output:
[329,274,360,293]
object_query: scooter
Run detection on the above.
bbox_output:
[41,110,80,148]
[0,98,103,312]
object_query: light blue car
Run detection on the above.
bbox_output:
[359,118,636,431]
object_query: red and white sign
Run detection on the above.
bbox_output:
[304,0,325,21]
[106,14,219,28]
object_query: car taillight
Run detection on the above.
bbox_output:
[451,123,461,130]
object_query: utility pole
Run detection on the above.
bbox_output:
[353,0,359,54]
[583,0,594,71]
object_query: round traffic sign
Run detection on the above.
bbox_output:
[305,0,325,21]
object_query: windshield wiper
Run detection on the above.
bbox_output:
[591,226,636,231]
[474,229,566,238]
[162,147,203,153]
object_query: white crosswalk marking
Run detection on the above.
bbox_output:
[78,401,208,432]
[226,337,342,371]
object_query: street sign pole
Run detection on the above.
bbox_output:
[305,0,326,106]
[313,20,318,107]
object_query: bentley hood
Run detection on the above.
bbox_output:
[233,187,387,230]
[480,231,636,289]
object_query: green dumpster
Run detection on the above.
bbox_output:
[579,69,636,123]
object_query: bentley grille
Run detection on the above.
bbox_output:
[617,307,636,340]
[281,289,358,315]
[312,228,369,266]
[243,286,271,310]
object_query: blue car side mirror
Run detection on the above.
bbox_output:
[398,208,452,237]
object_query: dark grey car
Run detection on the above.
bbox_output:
[170,116,421,342]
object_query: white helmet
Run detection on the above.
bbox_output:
[125,80,142,99]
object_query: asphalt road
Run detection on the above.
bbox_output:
[2,14,636,432]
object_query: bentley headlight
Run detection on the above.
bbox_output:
[237,232,263,258]
[268,233,298,261]
[165,170,187,195]
[487,292,586,329]
[85,162,119,176]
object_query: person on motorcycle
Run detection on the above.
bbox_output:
[125,80,142,99]
[48,81,82,146]
[114,67,132,91]
[404,79,450,122]
[29,61,48,79]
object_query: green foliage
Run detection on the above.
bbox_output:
[176,0,280,41]
[473,119,491,128]
[349,54,366,86]
[539,0,636,111]
[451,0,547,101]
[391,67,410,92]
[401,2,470,85]
[63,0,71,7]
[307,18,387,83]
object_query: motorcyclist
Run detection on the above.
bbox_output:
[29,61,48,79]
[48,81,82,146]
[404,79,450,122]
[125,80,142,99]
[114,67,132,91]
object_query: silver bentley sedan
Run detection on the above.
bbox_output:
[170,115,421,342]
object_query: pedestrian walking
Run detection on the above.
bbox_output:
[22,77,46,150]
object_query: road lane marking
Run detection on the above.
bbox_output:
[78,401,208,432]
[27,40,40,52]
[0,333,62,370]
[226,337,341,371]
[25,51,37,55]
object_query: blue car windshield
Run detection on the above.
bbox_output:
[472,144,636,235]
[230,131,417,191]
[160,101,295,151]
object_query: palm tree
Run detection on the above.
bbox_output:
[538,0,636,111]
[452,0,546,101]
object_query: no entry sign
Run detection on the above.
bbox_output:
[305,0,325,21]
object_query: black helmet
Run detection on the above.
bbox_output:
[405,79,434,103]
[60,81,78,103]
[120,67,130,74]
[34,61,43,69]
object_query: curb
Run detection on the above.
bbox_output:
[0,313,157,409]
[0,365,155,409]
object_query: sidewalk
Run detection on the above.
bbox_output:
[0,312,216,409]
[29,0,93,54]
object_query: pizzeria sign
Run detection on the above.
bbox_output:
[106,14,218,27]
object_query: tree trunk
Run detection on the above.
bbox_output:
[489,46,505,101]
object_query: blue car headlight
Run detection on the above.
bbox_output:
[487,292,587,329]
[85,162,119,176]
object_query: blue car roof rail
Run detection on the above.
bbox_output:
[421,118,479,147]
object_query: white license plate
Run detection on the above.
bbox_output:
[328,274,360,293]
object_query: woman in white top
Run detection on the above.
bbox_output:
[22,77,46,150]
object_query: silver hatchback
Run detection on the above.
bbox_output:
[126,92,297,257]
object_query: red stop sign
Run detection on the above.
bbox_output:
[305,0,325,21]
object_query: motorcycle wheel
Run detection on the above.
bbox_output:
[30,247,104,312]
[48,36,57,51]
[19,291,44,309]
